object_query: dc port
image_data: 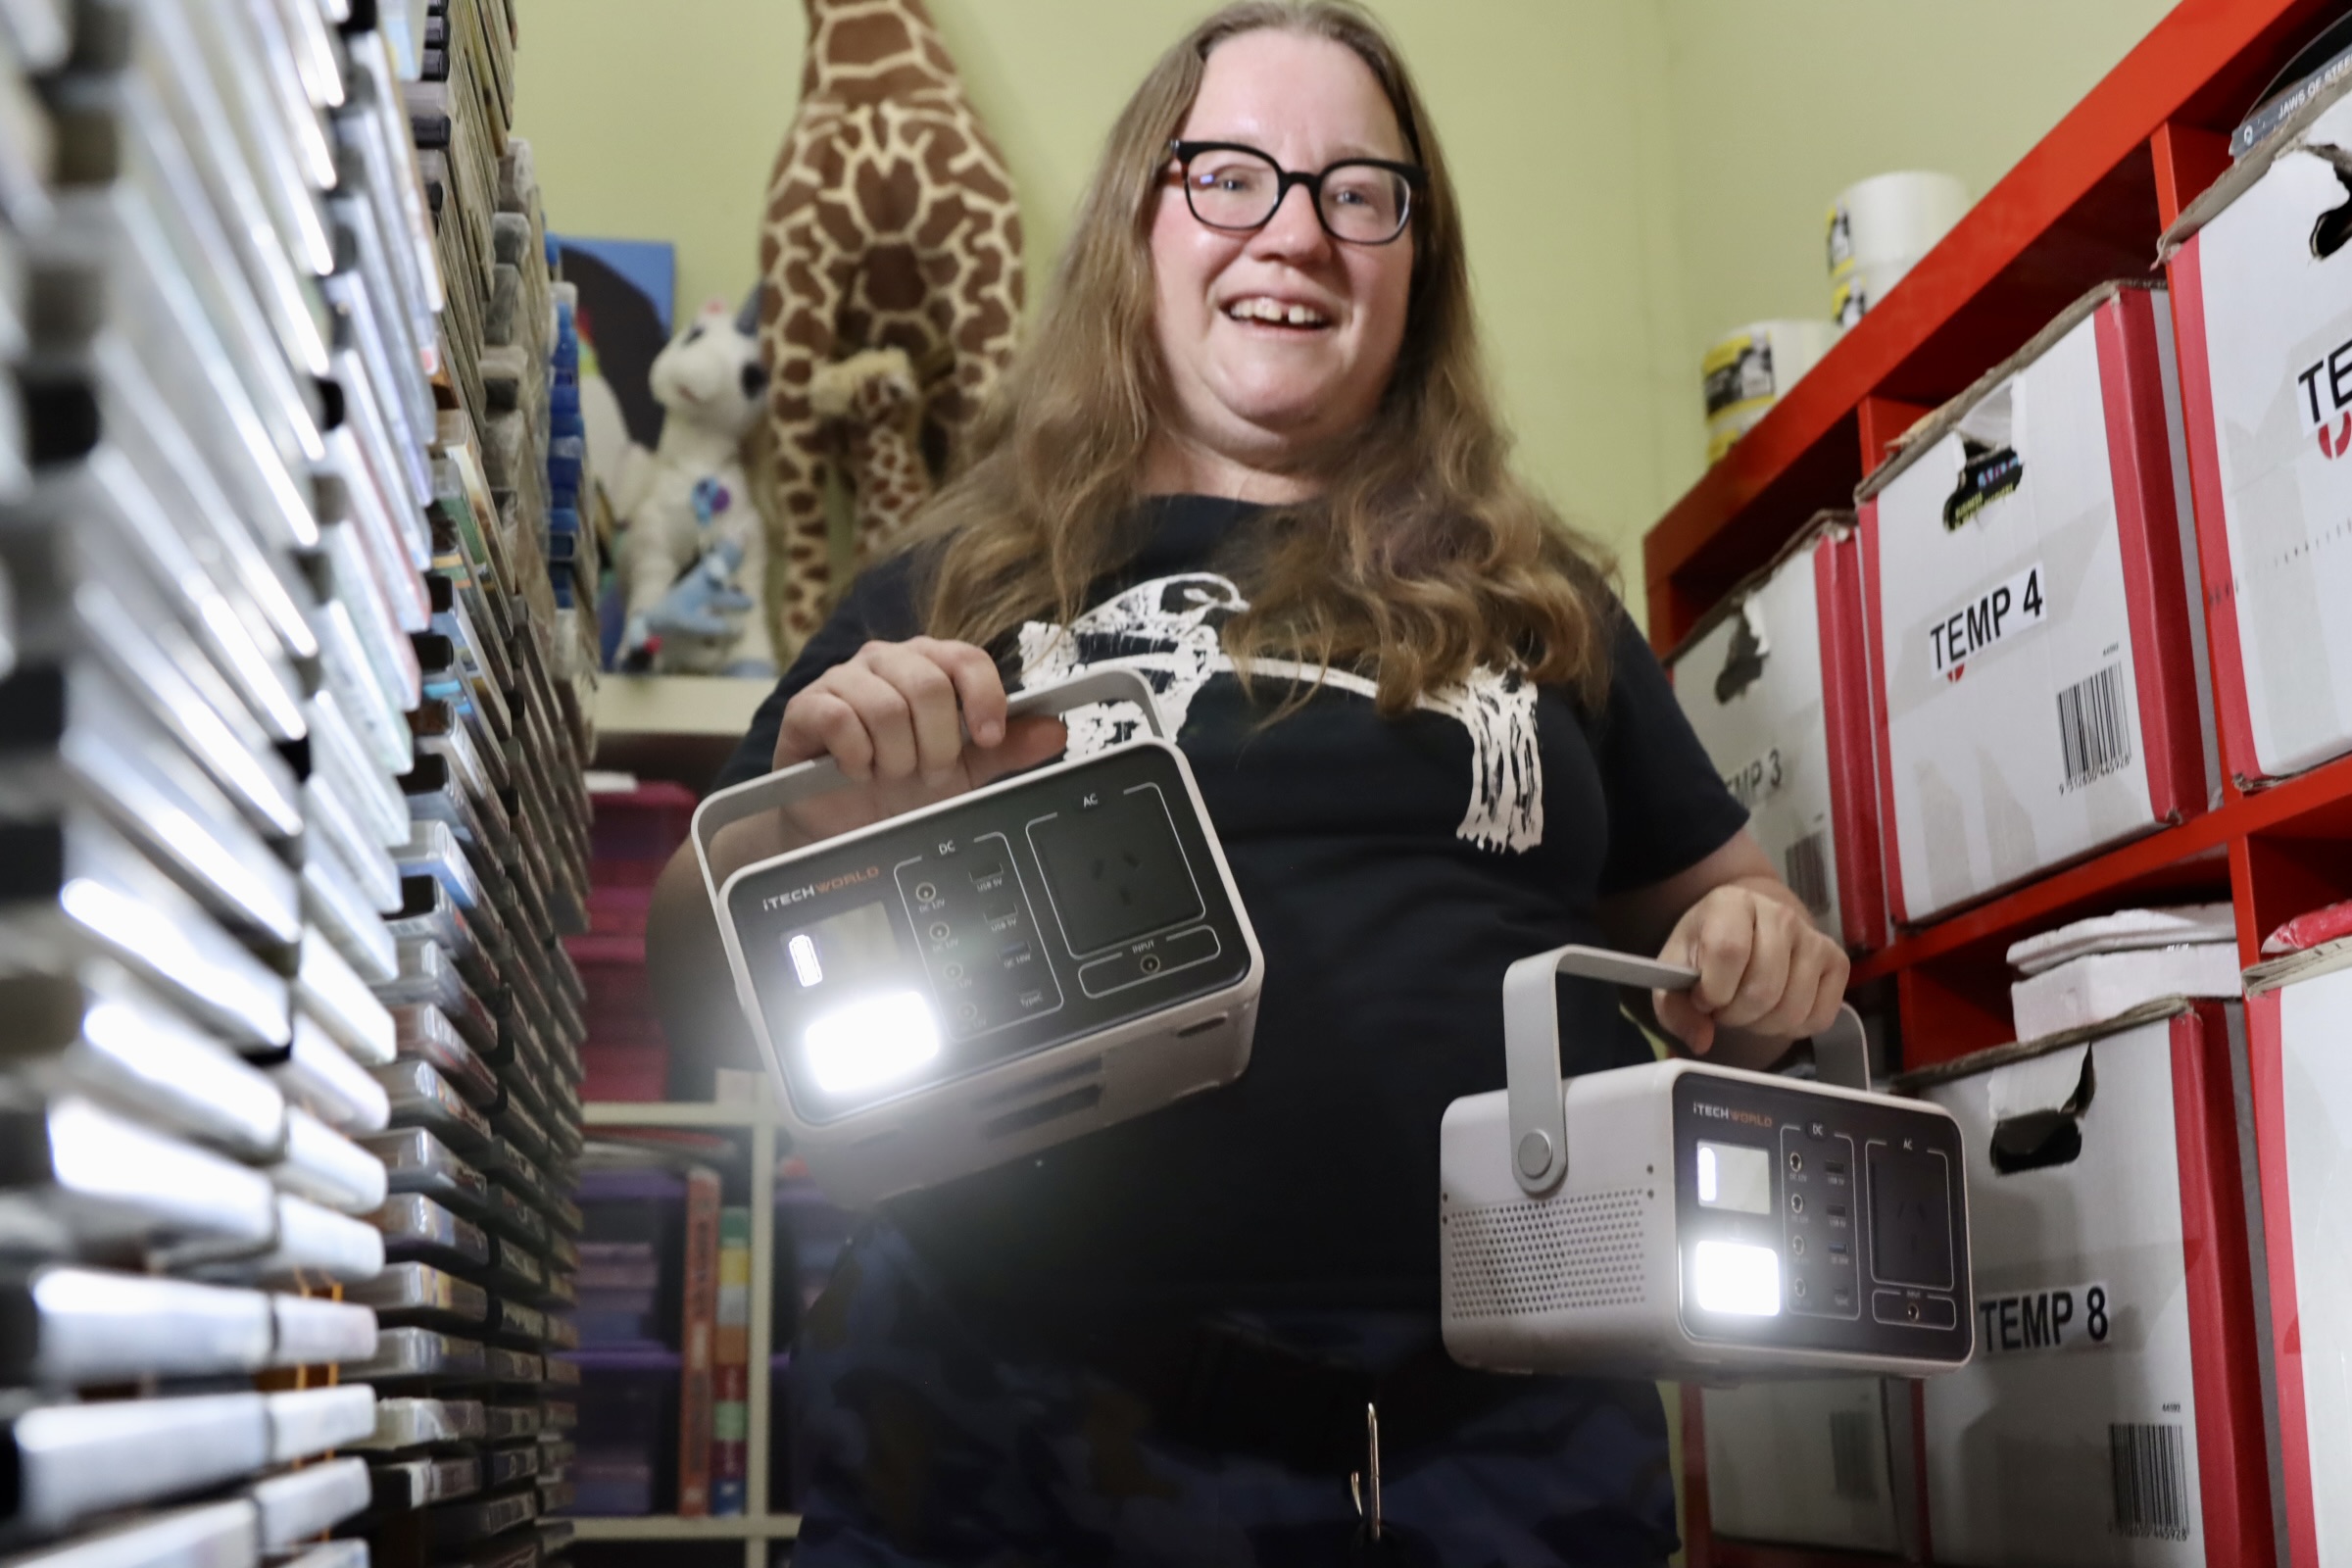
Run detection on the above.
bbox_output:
[1139,954,1162,975]
[914,882,938,904]
[929,922,952,942]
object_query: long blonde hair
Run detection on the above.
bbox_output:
[914,0,1616,711]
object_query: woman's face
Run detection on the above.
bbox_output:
[1149,29,1416,481]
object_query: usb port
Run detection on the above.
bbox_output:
[1828,1204,1847,1220]
[1825,1159,1848,1177]
[969,860,1004,882]
[1828,1240,1848,1255]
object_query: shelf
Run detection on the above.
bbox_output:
[590,675,774,790]
[583,1100,781,1129]
[1846,749,2352,1067]
[595,675,774,738]
[568,1515,801,1541]
[1642,0,2346,652]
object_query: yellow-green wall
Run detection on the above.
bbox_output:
[513,0,2172,622]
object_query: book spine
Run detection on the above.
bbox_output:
[2231,46,2352,158]
[710,1205,752,1516]
[674,1165,721,1517]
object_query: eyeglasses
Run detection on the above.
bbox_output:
[1167,139,1425,246]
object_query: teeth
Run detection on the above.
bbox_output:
[1227,297,1325,325]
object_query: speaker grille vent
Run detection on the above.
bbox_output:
[1444,1187,1647,1317]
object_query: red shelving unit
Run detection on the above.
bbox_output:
[1647,4,2352,1565]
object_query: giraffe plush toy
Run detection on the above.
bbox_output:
[757,0,1025,656]
[809,346,931,567]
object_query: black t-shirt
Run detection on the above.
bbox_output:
[716,495,1746,1313]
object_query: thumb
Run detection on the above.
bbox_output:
[1655,988,1716,1054]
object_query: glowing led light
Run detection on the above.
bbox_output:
[788,933,823,987]
[1693,1240,1782,1316]
[1697,1146,1719,1204]
[804,990,940,1096]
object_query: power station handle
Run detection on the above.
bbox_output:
[688,666,1167,895]
[1501,944,1871,1197]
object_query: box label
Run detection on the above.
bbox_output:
[1975,1280,2113,1354]
[1929,561,2046,678]
[1723,747,1785,809]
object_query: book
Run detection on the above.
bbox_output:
[673,1164,720,1516]
[710,1205,752,1516]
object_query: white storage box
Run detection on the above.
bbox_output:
[1859,282,2215,924]
[2245,948,2352,1568]
[1668,514,1887,951]
[1907,1002,2275,1566]
[1698,1378,1911,1554]
[2162,74,2352,784]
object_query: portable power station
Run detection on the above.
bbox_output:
[1442,945,1973,1380]
[693,669,1263,1206]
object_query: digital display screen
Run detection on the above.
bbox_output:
[1696,1141,1773,1214]
[780,902,902,993]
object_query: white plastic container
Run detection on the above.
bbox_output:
[1667,514,1886,951]
[1826,172,1967,325]
[1702,319,1840,462]
[1859,282,2215,924]
[1910,1003,2274,1566]
[2245,950,2352,1568]
[2162,72,2352,784]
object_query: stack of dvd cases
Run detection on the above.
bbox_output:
[353,3,587,1568]
[0,0,586,1566]
[0,0,416,1565]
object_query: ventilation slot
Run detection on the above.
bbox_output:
[1444,1188,1647,1318]
[980,1084,1102,1141]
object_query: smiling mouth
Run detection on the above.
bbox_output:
[1224,296,1331,329]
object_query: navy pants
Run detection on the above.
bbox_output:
[787,1222,1679,1567]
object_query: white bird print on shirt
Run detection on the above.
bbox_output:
[1015,573,1544,853]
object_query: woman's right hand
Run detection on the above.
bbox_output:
[773,636,1065,784]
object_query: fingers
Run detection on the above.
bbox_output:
[965,715,1069,788]
[1657,887,1852,1053]
[1674,894,1756,1017]
[772,639,1018,784]
[857,643,966,781]
[911,638,1008,749]
[1654,986,1715,1054]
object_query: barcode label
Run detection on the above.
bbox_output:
[2057,662,2132,790]
[1784,831,1832,918]
[1828,1408,1880,1503]
[2109,1422,2191,1541]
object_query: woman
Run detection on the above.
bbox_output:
[649,3,1848,1560]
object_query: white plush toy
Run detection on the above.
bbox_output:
[616,296,775,677]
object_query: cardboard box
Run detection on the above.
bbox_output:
[1859,282,2215,924]
[2163,74,2352,784]
[2244,948,2352,1568]
[1906,1002,2273,1566]
[1668,514,1888,951]
[1699,1377,1913,1553]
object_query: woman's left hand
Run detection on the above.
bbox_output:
[1651,881,1849,1058]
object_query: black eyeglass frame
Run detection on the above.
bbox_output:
[1166,139,1428,246]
